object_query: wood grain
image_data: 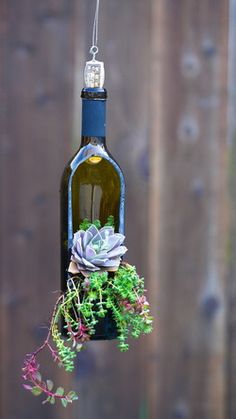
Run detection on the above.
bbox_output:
[148,1,229,418]
[226,1,236,418]
[0,1,77,417]
[0,1,234,419]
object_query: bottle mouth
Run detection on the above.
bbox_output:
[81,87,107,100]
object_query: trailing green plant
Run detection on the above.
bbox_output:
[22,217,153,407]
[78,214,115,232]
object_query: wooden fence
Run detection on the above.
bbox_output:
[1,1,235,418]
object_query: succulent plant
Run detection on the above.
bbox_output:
[68,225,127,275]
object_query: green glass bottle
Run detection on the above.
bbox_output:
[60,86,125,339]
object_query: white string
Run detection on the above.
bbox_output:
[90,0,100,60]
[92,0,99,48]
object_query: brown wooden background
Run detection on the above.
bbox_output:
[0,1,235,418]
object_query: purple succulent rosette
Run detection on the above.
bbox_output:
[68,225,127,275]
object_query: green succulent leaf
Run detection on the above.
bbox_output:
[61,398,68,408]
[79,218,91,231]
[67,391,78,401]
[104,215,115,227]
[46,380,53,391]
[55,387,64,397]
[79,218,101,231]
[31,386,43,396]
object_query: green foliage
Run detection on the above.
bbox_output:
[31,386,42,396]
[23,255,152,408]
[46,380,53,391]
[40,379,78,407]
[113,265,140,302]
[104,215,115,227]
[90,271,108,289]
[79,215,115,231]
[61,398,68,408]
[55,387,64,396]
[52,263,153,358]
[79,218,101,231]
[51,324,76,372]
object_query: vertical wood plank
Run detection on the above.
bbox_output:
[0,1,77,417]
[0,0,8,415]
[148,1,229,418]
[227,1,236,418]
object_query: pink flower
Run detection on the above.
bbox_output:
[119,299,134,312]
[135,296,149,313]
[68,322,90,344]
[22,355,39,381]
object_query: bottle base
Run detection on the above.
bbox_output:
[90,311,118,340]
[60,310,118,341]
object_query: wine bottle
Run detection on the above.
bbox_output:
[60,62,125,340]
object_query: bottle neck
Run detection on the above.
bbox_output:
[81,95,106,147]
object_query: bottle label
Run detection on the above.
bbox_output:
[81,99,106,137]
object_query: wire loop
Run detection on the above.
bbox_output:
[90,45,99,60]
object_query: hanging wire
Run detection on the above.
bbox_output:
[90,0,100,60]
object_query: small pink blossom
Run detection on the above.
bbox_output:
[134,296,149,313]
[22,355,39,381]
[119,299,134,312]
[68,322,90,344]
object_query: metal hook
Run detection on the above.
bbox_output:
[90,45,99,61]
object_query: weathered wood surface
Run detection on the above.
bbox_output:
[148,1,229,419]
[0,1,77,418]
[227,1,236,418]
[0,0,234,419]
